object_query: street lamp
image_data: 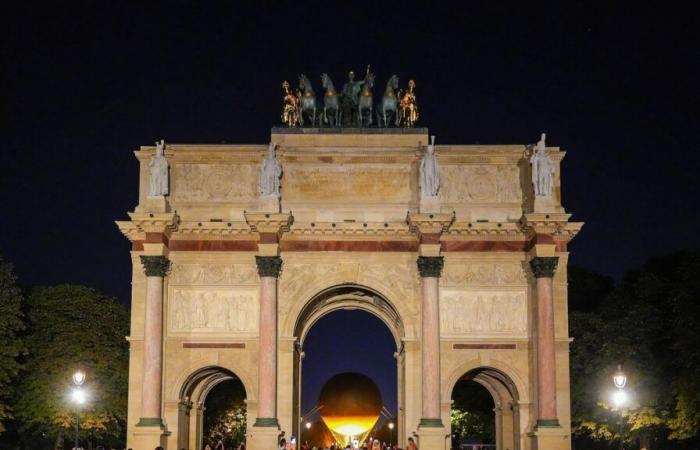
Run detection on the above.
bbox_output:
[611,365,627,450]
[388,422,394,446]
[305,422,312,430]
[71,371,87,450]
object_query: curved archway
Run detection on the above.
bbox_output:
[292,284,406,445]
[178,366,248,450]
[450,368,521,450]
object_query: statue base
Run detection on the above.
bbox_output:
[256,195,281,213]
[533,196,564,214]
[136,196,171,213]
[419,196,441,213]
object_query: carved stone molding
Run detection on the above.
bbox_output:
[140,255,171,277]
[417,256,444,278]
[256,256,283,277]
[529,257,559,278]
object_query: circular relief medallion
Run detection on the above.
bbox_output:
[467,171,497,201]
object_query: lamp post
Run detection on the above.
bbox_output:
[388,422,394,446]
[71,371,86,450]
[612,365,627,450]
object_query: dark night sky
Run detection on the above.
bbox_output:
[1,3,698,411]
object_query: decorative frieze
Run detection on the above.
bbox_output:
[441,262,527,287]
[169,264,258,285]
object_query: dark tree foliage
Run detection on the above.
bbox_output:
[569,252,700,449]
[203,379,247,448]
[13,285,129,449]
[451,379,495,444]
[0,257,25,433]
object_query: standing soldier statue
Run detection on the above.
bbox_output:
[281,80,299,127]
[399,79,419,127]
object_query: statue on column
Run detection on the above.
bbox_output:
[260,142,282,197]
[530,133,555,197]
[148,139,169,197]
[420,135,440,197]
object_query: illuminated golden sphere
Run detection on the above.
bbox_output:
[319,373,382,437]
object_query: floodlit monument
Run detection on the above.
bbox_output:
[116,71,582,450]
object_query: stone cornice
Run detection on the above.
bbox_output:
[520,213,583,242]
[287,221,412,237]
[244,212,293,235]
[175,221,252,237]
[445,221,527,238]
[116,212,178,242]
[407,212,455,238]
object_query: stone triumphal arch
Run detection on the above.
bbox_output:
[117,129,582,450]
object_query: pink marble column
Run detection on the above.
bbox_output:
[417,256,444,427]
[254,256,282,427]
[530,256,559,427]
[137,255,170,426]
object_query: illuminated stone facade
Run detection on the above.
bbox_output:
[117,129,582,450]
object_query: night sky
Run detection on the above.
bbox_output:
[1,3,698,413]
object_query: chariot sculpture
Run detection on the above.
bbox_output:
[280,69,420,128]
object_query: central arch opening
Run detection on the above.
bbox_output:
[293,285,404,449]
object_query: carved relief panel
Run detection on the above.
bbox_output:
[440,291,528,337]
[168,288,258,334]
[167,263,259,335]
[439,165,521,204]
[441,262,527,288]
[170,163,258,203]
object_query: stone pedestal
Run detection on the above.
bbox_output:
[256,195,281,213]
[533,196,563,213]
[419,196,441,213]
[530,426,570,450]
[131,425,169,450]
[248,425,281,450]
[416,425,448,450]
[136,195,171,213]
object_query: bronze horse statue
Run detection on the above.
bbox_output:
[298,74,318,127]
[320,73,340,127]
[357,72,375,126]
[377,74,400,127]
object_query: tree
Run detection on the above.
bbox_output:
[14,285,129,449]
[0,257,25,433]
[569,252,700,449]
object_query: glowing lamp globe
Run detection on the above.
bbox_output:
[613,365,627,389]
[319,373,382,437]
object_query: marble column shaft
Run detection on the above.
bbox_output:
[139,255,170,425]
[255,256,282,426]
[530,256,559,425]
[417,256,444,426]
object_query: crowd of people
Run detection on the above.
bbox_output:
[282,437,418,450]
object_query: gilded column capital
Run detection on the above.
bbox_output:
[529,256,559,278]
[417,256,444,278]
[140,255,171,277]
[256,256,283,277]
